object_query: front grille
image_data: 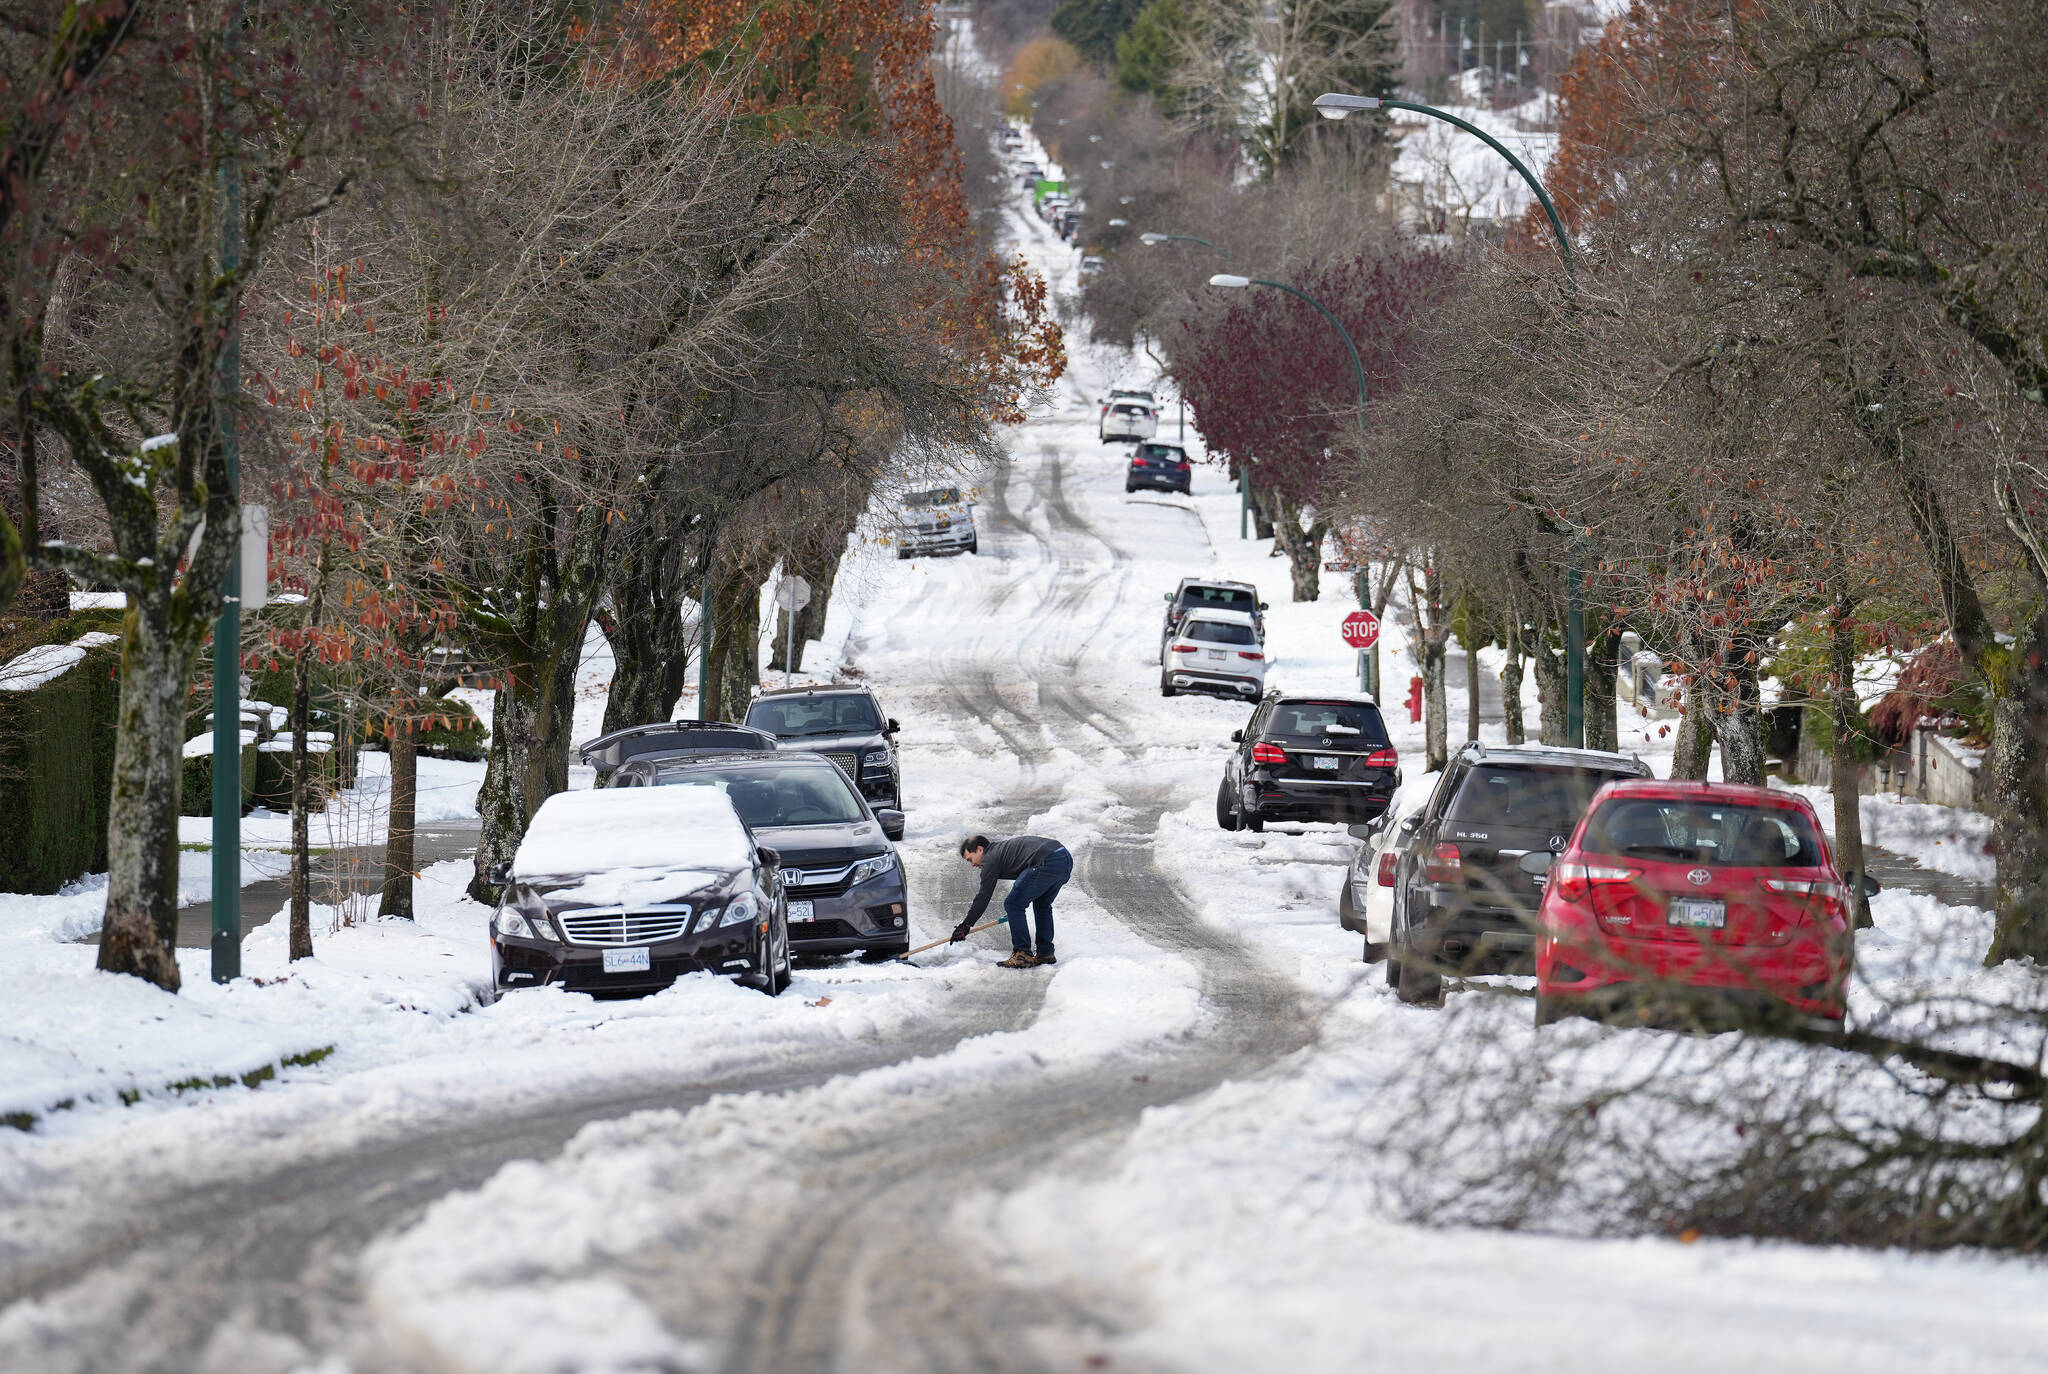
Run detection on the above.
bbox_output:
[557,905,694,946]
[822,751,860,780]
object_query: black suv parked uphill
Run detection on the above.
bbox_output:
[1217,693,1398,831]
[743,685,904,832]
[1382,741,1651,1005]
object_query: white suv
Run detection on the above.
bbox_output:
[1100,398,1157,443]
[1160,608,1265,699]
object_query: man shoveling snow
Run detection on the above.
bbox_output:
[953,834,1072,967]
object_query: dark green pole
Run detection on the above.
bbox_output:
[210,41,243,983]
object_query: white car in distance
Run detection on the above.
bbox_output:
[1159,608,1265,699]
[1100,399,1157,443]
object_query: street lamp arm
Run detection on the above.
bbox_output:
[1247,277,1369,410]
[1141,231,1233,260]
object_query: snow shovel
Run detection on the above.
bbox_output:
[898,914,1008,962]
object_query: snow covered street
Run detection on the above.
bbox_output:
[3,165,2047,1374]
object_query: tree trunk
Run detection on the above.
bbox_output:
[1532,625,1568,747]
[1585,623,1622,753]
[469,631,583,903]
[377,713,417,919]
[769,516,853,674]
[1827,597,1872,929]
[1415,562,1449,771]
[703,539,770,723]
[1985,608,2048,965]
[1671,696,1714,781]
[1265,491,1323,601]
[1501,621,1526,745]
[94,608,192,990]
[1249,472,1274,541]
[1711,688,1767,785]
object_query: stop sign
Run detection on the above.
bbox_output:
[1340,610,1380,649]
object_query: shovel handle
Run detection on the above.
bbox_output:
[898,916,1007,960]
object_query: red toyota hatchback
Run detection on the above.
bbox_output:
[1530,780,1856,1028]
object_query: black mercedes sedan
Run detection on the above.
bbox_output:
[743,685,904,825]
[489,785,791,998]
[628,751,910,961]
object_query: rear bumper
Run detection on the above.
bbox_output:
[1128,470,1189,492]
[1536,931,1846,1019]
[1405,901,1538,971]
[1169,668,1261,696]
[1249,777,1393,822]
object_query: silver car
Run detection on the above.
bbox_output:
[895,485,977,557]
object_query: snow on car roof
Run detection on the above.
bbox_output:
[1187,608,1258,625]
[513,786,754,879]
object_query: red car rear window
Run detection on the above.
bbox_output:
[1583,797,1824,867]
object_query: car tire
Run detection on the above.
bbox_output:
[1361,937,1387,964]
[967,537,979,555]
[772,932,793,994]
[1396,950,1443,1006]
[1240,783,1264,833]
[1125,481,1136,493]
[1385,953,1402,987]
[1160,673,1176,698]
[1338,880,1360,934]
[1216,778,1240,831]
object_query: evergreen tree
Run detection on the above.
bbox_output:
[1051,0,1151,67]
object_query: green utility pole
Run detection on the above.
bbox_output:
[211,52,243,984]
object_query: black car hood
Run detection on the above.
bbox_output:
[772,731,887,754]
[753,819,891,869]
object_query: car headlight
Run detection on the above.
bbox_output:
[849,853,899,886]
[718,894,759,928]
[494,901,553,942]
[862,748,894,775]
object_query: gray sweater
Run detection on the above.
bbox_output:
[964,835,1065,923]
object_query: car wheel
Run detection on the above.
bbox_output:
[1160,672,1176,698]
[1396,949,1443,1006]
[772,930,793,994]
[1240,783,1264,833]
[967,537,978,554]
[1361,937,1387,964]
[1125,481,1136,493]
[1216,778,1240,831]
[1385,953,1402,987]
[1338,880,1360,934]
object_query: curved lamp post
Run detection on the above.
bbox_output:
[1207,273,1368,410]
[1314,89,1585,744]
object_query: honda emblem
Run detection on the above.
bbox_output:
[1686,869,1712,886]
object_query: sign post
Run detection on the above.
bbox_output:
[774,575,812,688]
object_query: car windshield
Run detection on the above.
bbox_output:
[745,695,882,737]
[654,764,868,827]
[1447,766,1629,834]
[1582,798,1826,867]
[1268,702,1387,744]
[1183,619,1257,646]
[1181,585,1255,611]
[904,488,961,508]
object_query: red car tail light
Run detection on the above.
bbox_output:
[1552,860,1640,903]
[1251,742,1288,764]
[1761,878,1844,898]
[1172,642,1198,654]
[1238,651,1264,660]
[1424,843,1463,883]
[1176,461,1190,469]
[1375,851,1397,886]
[1364,747,1399,769]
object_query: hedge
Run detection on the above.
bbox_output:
[253,739,336,812]
[0,632,122,894]
[179,738,261,819]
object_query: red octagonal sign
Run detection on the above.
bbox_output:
[1341,610,1380,649]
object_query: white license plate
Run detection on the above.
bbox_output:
[602,947,651,974]
[787,900,815,920]
[1208,649,1226,660]
[1311,756,1340,771]
[1668,899,1726,929]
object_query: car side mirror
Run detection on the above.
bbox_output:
[757,846,781,871]
[1398,815,1422,834]
[1859,872,1882,897]
[875,808,906,841]
[1162,592,1173,602]
[1230,729,1244,743]
[1345,821,1380,840]
[1516,851,1556,876]
[1258,601,1269,610]
[886,718,901,734]
[486,860,511,885]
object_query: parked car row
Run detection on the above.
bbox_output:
[1334,738,1875,1029]
[491,685,913,999]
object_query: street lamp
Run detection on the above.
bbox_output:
[1206,274,1368,410]
[1139,231,1232,258]
[1314,89,1586,745]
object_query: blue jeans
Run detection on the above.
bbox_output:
[1003,847,1071,959]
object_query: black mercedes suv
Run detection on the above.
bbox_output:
[624,750,911,960]
[743,685,903,828]
[1217,693,1399,831]
[1381,741,1652,1005]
